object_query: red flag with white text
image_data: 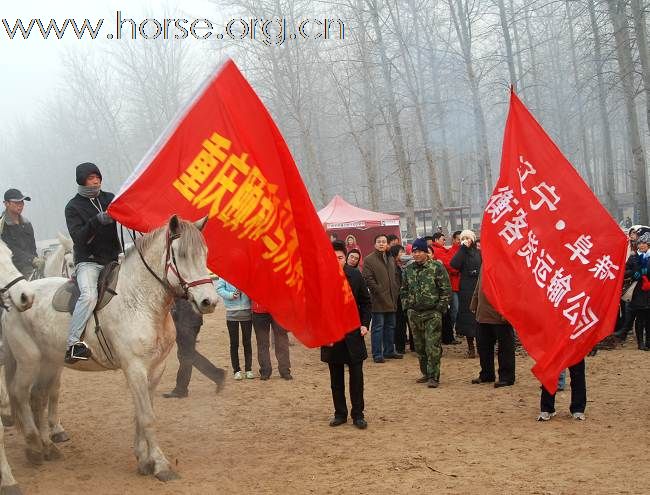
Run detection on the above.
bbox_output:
[481,90,627,393]
[108,59,360,347]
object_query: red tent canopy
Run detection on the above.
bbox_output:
[318,195,400,229]
[318,196,401,257]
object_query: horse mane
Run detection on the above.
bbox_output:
[128,218,207,258]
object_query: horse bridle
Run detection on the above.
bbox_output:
[0,275,26,310]
[133,229,213,299]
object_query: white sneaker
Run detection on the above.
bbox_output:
[536,411,556,421]
[572,412,586,421]
[245,371,254,379]
[234,371,243,380]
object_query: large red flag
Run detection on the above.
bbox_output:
[108,59,360,347]
[481,90,627,393]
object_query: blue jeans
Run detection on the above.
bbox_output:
[449,292,459,328]
[370,312,397,360]
[67,262,103,347]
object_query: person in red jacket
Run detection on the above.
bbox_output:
[431,232,461,344]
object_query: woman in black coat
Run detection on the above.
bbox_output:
[624,233,650,350]
[322,242,372,429]
[450,229,482,358]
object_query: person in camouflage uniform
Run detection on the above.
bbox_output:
[400,237,451,388]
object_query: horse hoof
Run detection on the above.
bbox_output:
[51,431,70,443]
[25,448,44,466]
[44,444,62,461]
[137,460,155,476]
[155,470,180,482]
[1,415,14,427]
[0,484,23,495]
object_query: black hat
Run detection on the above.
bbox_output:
[4,188,31,202]
[76,162,103,185]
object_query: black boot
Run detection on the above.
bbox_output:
[636,327,645,350]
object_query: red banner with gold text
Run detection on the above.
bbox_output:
[109,59,360,347]
[481,90,627,393]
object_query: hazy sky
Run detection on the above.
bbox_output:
[1,0,215,122]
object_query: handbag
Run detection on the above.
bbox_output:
[622,280,637,302]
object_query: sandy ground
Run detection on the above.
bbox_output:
[5,306,649,494]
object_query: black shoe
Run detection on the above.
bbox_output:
[352,418,368,429]
[329,417,347,427]
[280,373,293,380]
[471,377,494,384]
[427,378,439,388]
[162,390,188,398]
[64,342,91,364]
[373,358,385,363]
[494,381,514,388]
[259,375,271,381]
[385,354,404,359]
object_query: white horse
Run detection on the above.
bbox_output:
[0,240,36,495]
[3,215,218,481]
[42,233,74,278]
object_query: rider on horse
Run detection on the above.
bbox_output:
[64,163,121,363]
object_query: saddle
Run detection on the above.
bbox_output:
[52,261,120,314]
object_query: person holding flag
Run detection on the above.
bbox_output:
[480,89,628,418]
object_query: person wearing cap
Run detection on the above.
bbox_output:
[400,237,451,388]
[0,188,42,278]
[64,162,121,363]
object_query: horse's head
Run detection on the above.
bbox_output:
[0,240,35,311]
[63,251,75,277]
[164,215,218,314]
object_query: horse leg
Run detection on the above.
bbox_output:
[34,383,61,462]
[11,364,44,465]
[0,418,21,495]
[0,366,14,427]
[48,370,69,443]
[123,364,178,481]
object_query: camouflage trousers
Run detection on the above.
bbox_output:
[407,309,442,381]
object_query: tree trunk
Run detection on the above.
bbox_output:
[588,0,618,215]
[607,0,648,224]
[497,0,518,89]
[565,1,595,189]
[367,0,416,236]
[631,0,650,142]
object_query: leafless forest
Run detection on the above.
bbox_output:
[2,0,650,238]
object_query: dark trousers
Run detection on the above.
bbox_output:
[632,308,650,348]
[477,323,516,383]
[328,362,364,420]
[614,301,634,340]
[540,360,586,414]
[252,312,291,377]
[173,323,223,394]
[226,320,253,372]
[441,310,455,344]
[394,307,408,354]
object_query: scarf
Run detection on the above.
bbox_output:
[78,185,100,198]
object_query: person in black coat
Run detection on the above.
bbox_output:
[64,162,122,363]
[624,233,650,350]
[450,229,482,358]
[322,240,371,429]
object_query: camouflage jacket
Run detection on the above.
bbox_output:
[400,259,451,314]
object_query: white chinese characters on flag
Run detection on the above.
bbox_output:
[481,90,628,394]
